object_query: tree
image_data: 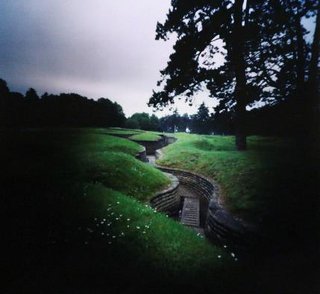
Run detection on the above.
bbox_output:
[25,88,39,101]
[191,103,211,134]
[150,114,161,131]
[125,118,140,129]
[148,0,254,149]
[149,0,318,150]
[0,79,10,126]
[128,113,160,131]
[179,113,191,132]
[0,78,127,128]
[0,79,9,96]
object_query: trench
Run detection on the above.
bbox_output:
[147,155,207,236]
[125,133,259,252]
[140,136,258,253]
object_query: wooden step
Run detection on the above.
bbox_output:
[181,197,200,227]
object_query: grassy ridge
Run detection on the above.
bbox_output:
[104,127,142,135]
[129,132,162,141]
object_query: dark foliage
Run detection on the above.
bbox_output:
[125,112,161,131]
[149,0,319,149]
[0,79,125,128]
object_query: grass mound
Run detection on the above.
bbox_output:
[129,132,162,141]
[78,151,169,201]
[104,127,142,136]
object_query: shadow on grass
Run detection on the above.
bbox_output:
[1,129,319,294]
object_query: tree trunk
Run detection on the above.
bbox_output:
[307,3,320,147]
[291,15,306,137]
[235,99,247,150]
[232,0,247,151]
[308,4,320,89]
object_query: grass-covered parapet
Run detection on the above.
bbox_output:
[104,127,142,136]
[129,132,162,142]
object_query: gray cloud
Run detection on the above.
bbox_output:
[0,0,222,116]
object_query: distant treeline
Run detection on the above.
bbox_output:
[1,77,299,136]
[126,101,299,136]
[0,79,125,127]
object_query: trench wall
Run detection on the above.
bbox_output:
[149,173,180,216]
[135,146,148,162]
[154,155,257,249]
[132,135,177,155]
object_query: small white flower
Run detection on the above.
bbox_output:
[116,201,120,205]
[112,235,116,239]
[101,232,105,236]
[136,226,140,229]
[217,255,221,259]
[231,252,235,258]
[127,218,130,221]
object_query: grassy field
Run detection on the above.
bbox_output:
[2,128,318,293]
[2,128,238,294]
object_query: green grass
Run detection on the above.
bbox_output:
[157,133,318,226]
[104,127,142,136]
[2,128,238,293]
[69,183,229,273]
[129,132,162,141]
[2,129,318,293]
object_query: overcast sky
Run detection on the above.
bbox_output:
[0,1,316,117]
[0,0,219,117]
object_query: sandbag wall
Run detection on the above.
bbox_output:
[149,173,180,216]
[135,146,148,162]
[156,164,257,249]
[132,135,176,155]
